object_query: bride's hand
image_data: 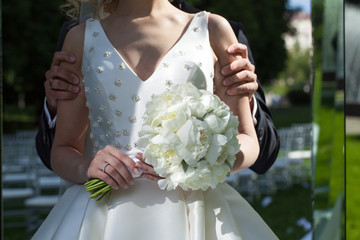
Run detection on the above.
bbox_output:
[135,152,164,182]
[87,145,141,190]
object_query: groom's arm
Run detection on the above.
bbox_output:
[36,109,55,170]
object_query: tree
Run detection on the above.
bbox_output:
[3,0,66,110]
[188,0,290,83]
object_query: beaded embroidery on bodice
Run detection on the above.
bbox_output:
[82,11,214,157]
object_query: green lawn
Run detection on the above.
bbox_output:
[251,183,312,239]
[346,135,360,240]
[255,104,313,239]
[270,105,312,129]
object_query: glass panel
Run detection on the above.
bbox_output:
[344,0,360,239]
[312,0,345,239]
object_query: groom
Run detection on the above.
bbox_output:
[36,0,279,174]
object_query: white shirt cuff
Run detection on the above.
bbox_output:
[44,97,57,129]
[252,96,258,126]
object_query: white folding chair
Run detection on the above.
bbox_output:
[255,169,277,195]
[271,157,293,190]
[2,132,37,230]
[25,155,61,234]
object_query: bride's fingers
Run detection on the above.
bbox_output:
[107,146,140,176]
[103,161,134,189]
[89,146,135,189]
[135,152,144,160]
[141,172,164,181]
[135,161,157,175]
[98,165,124,190]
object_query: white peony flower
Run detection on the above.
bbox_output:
[137,83,240,191]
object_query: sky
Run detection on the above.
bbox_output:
[288,0,311,13]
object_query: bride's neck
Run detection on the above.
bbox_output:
[113,0,172,18]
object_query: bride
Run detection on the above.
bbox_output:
[32,0,278,239]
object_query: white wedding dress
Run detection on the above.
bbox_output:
[32,12,278,240]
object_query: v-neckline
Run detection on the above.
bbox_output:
[95,13,199,82]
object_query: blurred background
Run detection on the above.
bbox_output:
[1,0,357,239]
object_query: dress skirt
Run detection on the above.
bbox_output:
[32,178,278,240]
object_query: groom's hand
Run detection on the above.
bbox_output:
[44,51,80,118]
[221,43,258,109]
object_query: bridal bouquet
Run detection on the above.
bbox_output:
[85,83,240,201]
[137,83,240,191]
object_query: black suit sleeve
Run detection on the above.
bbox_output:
[230,21,280,174]
[35,20,78,171]
[35,109,55,170]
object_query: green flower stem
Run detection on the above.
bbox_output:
[96,188,113,202]
[85,181,107,191]
[84,179,113,202]
[85,179,100,185]
[89,185,112,198]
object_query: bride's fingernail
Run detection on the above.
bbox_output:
[135,163,142,169]
[134,168,140,175]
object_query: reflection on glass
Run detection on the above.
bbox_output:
[312,0,345,239]
[345,1,360,239]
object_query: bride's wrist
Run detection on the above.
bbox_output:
[80,160,92,184]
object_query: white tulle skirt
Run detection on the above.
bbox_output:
[32,178,278,240]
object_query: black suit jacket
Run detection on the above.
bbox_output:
[36,1,279,174]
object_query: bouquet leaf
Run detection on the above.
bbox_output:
[181,160,189,173]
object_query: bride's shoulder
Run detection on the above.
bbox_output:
[208,13,232,35]
[65,22,86,44]
[61,22,86,75]
[208,13,237,49]
[62,22,86,53]
[207,13,238,65]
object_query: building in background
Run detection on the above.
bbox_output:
[283,11,312,51]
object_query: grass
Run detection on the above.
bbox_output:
[270,105,312,129]
[346,135,360,240]
[3,104,39,134]
[251,183,312,239]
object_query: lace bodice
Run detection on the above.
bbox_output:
[82,11,214,157]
